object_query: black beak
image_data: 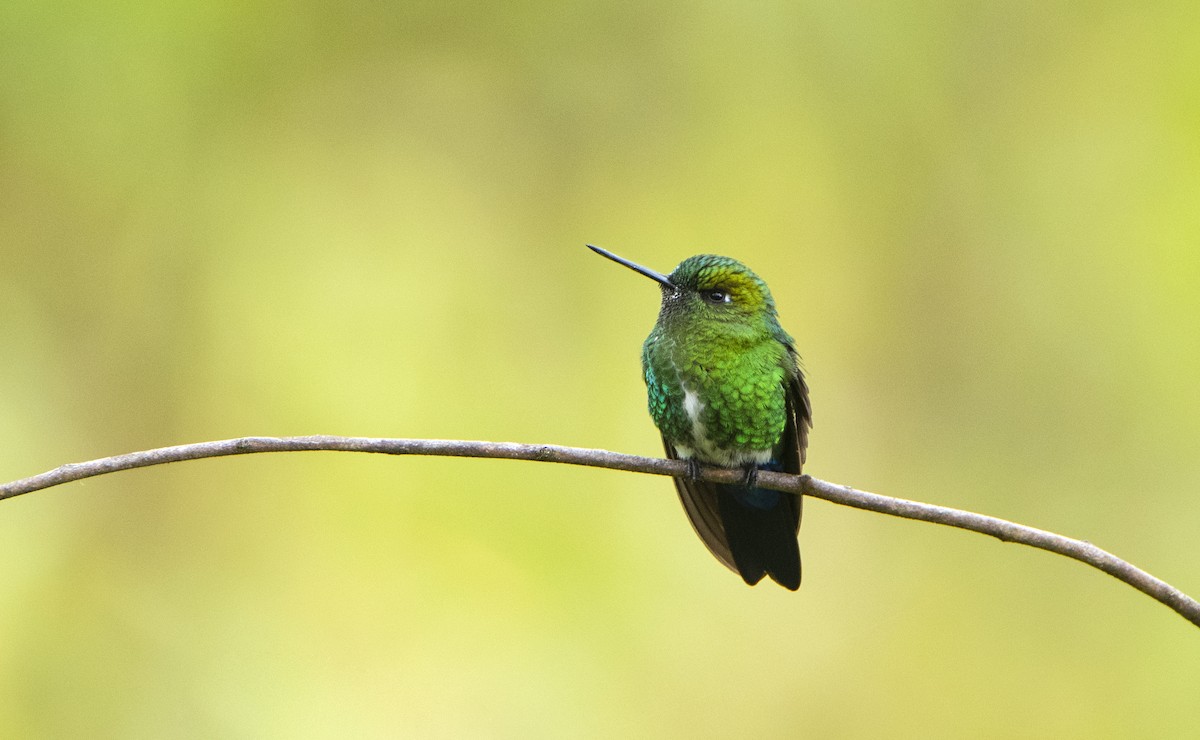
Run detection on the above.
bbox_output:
[586,244,674,288]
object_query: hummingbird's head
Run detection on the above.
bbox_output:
[665,254,777,322]
[587,245,780,334]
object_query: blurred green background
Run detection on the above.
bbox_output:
[3,0,1199,737]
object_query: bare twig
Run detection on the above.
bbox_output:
[2,435,1196,628]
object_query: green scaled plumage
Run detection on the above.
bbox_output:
[588,245,812,590]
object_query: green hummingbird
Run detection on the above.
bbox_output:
[588,244,811,590]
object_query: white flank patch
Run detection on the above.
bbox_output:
[683,388,720,462]
[682,389,707,449]
[683,390,704,426]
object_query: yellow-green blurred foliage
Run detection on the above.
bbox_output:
[3,1,1199,737]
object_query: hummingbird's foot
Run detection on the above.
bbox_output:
[740,464,759,489]
[685,459,703,481]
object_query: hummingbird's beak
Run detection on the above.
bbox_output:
[586,244,674,288]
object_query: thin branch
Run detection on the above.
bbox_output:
[2,435,1197,629]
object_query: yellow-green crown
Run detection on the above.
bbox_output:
[669,254,776,314]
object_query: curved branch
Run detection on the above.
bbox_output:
[2,435,1197,628]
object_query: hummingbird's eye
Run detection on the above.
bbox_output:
[703,289,731,305]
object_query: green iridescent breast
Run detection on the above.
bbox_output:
[642,327,792,465]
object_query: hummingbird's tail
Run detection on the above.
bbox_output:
[716,484,802,590]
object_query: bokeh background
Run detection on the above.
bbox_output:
[3,1,1199,737]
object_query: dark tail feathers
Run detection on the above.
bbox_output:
[716,484,801,591]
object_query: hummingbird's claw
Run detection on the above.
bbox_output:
[685,459,703,481]
[740,464,759,489]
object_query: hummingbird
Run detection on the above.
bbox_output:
[588,244,811,590]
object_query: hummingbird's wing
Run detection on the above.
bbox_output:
[783,356,812,470]
[662,437,740,575]
[779,365,812,530]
